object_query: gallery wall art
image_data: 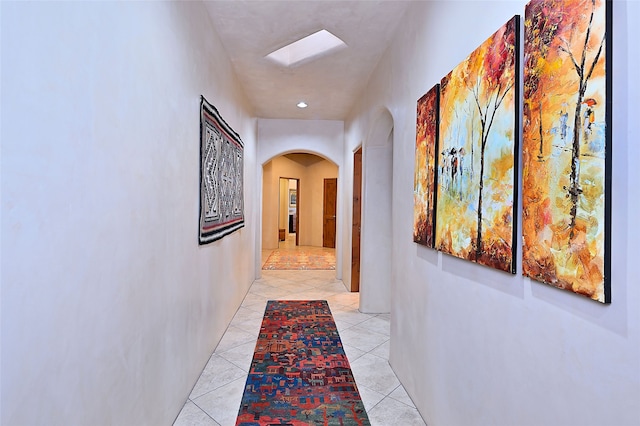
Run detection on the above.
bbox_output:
[199,96,245,244]
[413,84,440,248]
[522,0,611,303]
[435,16,520,273]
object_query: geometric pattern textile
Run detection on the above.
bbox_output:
[199,96,244,244]
[236,300,370,426]
[262,247,336,270]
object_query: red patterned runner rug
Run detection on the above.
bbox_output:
[236,300,370,426]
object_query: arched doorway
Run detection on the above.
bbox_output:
[259,152,340,275]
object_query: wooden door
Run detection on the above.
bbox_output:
[323,178,337,248]
[351,147,362,292]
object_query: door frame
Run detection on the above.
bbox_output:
[279,176,299,247]
[351,146,363,292]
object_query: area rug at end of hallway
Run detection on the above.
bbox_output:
[235,300,370,426]
[262,248,336,270]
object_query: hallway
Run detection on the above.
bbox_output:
[173,270,426,426]
[2,2,637,425]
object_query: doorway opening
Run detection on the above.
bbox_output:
[260,153,339,272]
[278,177,299,249]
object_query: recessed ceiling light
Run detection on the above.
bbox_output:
[266,29,347,67]
[297,101,308,109]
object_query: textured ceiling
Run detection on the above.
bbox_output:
[203,1,411,121]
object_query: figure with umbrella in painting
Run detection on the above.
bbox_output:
[583,98,597,133]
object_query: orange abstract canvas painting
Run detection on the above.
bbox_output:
[413,85,440,247]
[435,16,519,273]
[522,0,611,303]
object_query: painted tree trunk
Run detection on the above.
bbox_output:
[568,90,584,240]
[476,130,487,259]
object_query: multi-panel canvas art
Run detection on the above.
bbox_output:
[413,85,440,247]
[199,96,245,244]
[435,16,520,273]
[522,0,611,302]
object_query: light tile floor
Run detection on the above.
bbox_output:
[173,268,426,426]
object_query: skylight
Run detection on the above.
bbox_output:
[266,29,347,67]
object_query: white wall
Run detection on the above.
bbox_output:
[262,161,277,249]
[0,2,257,425]
[345,1,640,425]
[257,119,344,278]
[358,110,394,313]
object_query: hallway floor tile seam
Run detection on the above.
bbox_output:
[214,325,257,347]
[189,372,243,399]
[368,383,416,410]
[365,393,416,415]
[247,289,344,300]
[342,319,391,336]
[175,400,221,426]
[190,376,247,425]
[217,354,251,374]
[363,340,392,358]
[211,353,253,370]
[186,399,220,425]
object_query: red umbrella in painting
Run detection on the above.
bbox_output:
[582,98,597,106]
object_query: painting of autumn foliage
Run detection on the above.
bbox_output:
[413,85,440,247]
[435,16,519,273]
[522,0,611,303]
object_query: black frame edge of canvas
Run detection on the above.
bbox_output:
[603,0,612,303]
[198,95,246,246]
[511,14,521,275]
[432,83,441,250]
